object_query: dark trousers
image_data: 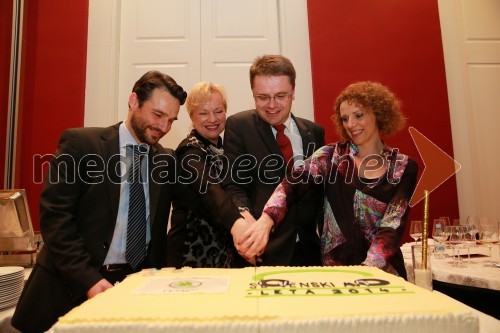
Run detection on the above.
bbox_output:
[290,241,306,266]
[11,264,86,333]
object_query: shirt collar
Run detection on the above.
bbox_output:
[119,122,150,154]
[271,114,294,132]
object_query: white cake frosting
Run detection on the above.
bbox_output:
[52,266,479,333]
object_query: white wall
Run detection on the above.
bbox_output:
[84,0,314,150]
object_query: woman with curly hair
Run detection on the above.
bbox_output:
[238,81,418,278]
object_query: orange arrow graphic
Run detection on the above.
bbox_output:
[408,127,461,207]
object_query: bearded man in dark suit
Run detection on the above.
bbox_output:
[225,55,325,266]
[11,71,187,333]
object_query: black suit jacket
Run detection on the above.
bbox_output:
[223,110,325,265]
[12,123,174,333]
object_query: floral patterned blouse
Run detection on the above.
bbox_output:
[263,142,418,277]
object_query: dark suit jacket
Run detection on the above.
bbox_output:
[223,110,325,266]
[12,123,174,333]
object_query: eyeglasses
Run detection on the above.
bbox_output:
[253,92,292,105]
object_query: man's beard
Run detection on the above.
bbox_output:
[130,116,163,145]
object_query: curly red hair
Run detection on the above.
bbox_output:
[332,81,406,141]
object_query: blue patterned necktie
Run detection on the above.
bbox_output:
[126,145,147,270]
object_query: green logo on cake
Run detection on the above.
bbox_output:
[246,268,411,298]
[170,280,202,288]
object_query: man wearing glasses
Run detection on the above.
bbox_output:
[224,54,325,266]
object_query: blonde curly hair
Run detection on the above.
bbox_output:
[332,81,406,141]
[185,82,227,116]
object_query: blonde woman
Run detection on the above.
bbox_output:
[167,82,251,268]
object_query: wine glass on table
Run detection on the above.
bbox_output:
[409,220,422,245]
[440,216,451,226]
[479,224,499,267]
[466,216,478,231]
[432,218,447,259]
[467,216,483,242]
[445,225,466,267]
[462,223,478,263]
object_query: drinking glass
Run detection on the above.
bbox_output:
[432,219,447,259]
[440,216,451,226]
[411,244,433,290]
[462,224,478,263]
[409,220,422,245]
[466,216,478,236]
[478,217,490,234]
[479,224,499,267]
[445,225,466,267]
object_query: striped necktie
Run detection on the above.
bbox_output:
[126,145,147,270]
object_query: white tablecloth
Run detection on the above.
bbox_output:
[402,241,500,291]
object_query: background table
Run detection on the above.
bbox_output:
[403,242,500,319]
